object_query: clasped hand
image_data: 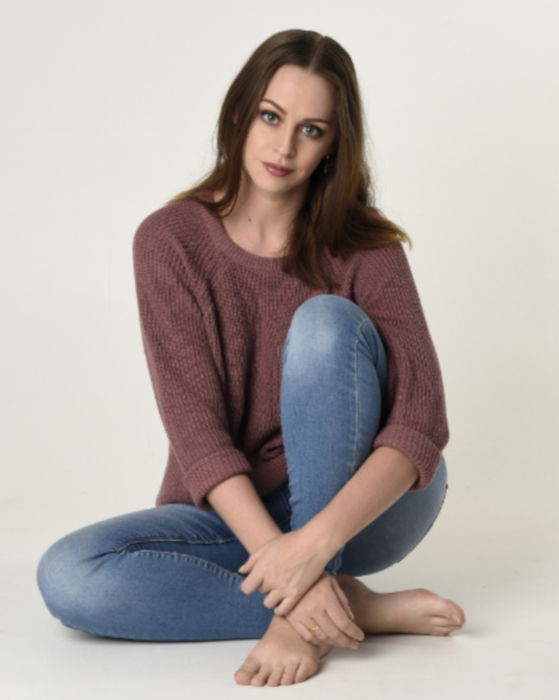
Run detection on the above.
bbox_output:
[284,571,365,649]
[237,529,329,616]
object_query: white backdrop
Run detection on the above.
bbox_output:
[1,1,557,697]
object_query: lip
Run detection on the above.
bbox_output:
[263,161,293,176]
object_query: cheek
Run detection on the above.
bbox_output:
[245,126,270,154]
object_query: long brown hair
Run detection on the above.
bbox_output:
[166,28,412,290]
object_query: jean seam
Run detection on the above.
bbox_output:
[126,548,246,585]
[328,317,370,576]
[114,535,238,552]
[352,318,366,469]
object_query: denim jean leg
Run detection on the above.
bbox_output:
[280,294,389,575]
[336,456,449,576]
[36,494,292,641]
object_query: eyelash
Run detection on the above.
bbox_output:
[259,110,324,138]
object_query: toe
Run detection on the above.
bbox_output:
[252,665,271,686]
[234,657,260,685]
[444,599,466,624]
[435,602,463,625]
[266,667,283,686]
[448,608,465,626]
[234,670,252,685]
[280,662,300,686]
[433,615,464,635]
[434,614,462,628]
[295,660,316,683]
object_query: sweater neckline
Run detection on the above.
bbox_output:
[196,189,287,272]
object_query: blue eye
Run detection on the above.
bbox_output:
[303,124,323,138]
[259,110,324,138]
[260,110,279,124]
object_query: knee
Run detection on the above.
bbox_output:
[36,530,94,627]
[283,294,371,361]
[292,294,366,326]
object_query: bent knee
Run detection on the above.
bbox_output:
[37,533,79,617]
[36,530,106,631]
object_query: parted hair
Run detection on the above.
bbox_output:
[166,28,412,290]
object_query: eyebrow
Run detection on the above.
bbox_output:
[260,98,332,125]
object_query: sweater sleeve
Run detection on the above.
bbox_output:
[132,215,253,510]
[354,242,449,490]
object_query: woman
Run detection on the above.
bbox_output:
[36,29,466,687]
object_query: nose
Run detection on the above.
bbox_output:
[276,125,297,158]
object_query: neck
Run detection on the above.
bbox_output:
[221,177,307,245]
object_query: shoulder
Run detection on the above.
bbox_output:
[351,241,418,308]
[353,241,412,283]
[133,195,213,263]
[134,196,208,245]
[356,240,407,265]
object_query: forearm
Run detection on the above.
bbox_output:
[206,473,283,554]
[302,446,419,559]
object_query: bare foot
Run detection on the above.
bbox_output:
[336,573,466,636]
[234,613,333,687]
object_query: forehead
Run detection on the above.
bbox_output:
[263,64,335,116]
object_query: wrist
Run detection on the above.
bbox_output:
[299,514,340,565]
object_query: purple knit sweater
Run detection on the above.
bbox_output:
[132,190,449,511]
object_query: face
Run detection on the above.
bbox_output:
[240,64,337,200]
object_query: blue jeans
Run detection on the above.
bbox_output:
[36,295,448,641]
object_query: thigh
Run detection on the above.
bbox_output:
[338,455,449,576]
[36,484,293,641]
[39,480,292,573]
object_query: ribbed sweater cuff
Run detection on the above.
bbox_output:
[184,448,253,511]
[372,425,442,490]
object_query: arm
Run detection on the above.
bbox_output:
[300,445,419,560]
[133,215,254,511]
[234,245,448,615]
[299,244,449,558]
[354,242,450,491]
[206,473,284,553]
[210,475,365,648]
[234,444,418,617]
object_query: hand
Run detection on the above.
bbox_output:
[283,572,365,649]
[238,529,330,616]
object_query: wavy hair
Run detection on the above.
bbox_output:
[166,28,412,290]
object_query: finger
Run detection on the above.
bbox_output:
[304,617,328,644]
[240,573,263,595]
[326,601,365,643]
[288,618,320,645]
[317,586,364,645]
[263,590,284,609]
[237,555,253,573]
[331,576,355,619]
[321,611,359,649]
[273,595,299,617]
[312,611,354,648]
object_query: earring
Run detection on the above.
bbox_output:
[323,154,332,175]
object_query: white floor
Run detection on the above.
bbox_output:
[3,474,557,700]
